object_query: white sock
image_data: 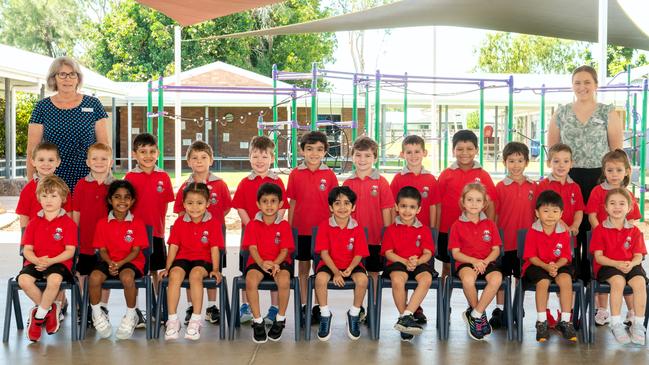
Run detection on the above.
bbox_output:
[168,314,178,321]
[403,310,413,317]
[349,306,361,316]
[635,317,645,326]
[99,302,108,308]
[191,313,201,321]
[91,304,103,317]
[54,300,62,310]
[276,314,286,322]
[35,306,49,319]
[471,309,482,319]
[207,301,216,308]
[126,307,136,318]
[253,317,263,324]
[537,312,547,322]
[560,312,571,322]
[610,315,622,325]
[319,305,331,317]
[496,304,504,311]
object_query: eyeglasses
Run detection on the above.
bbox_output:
[55,72,78,79]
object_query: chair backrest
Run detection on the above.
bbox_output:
[448,227,505,277]
[142,225,154,274]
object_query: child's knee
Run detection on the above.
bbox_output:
[608,275,625,289]
[188,268,206,283]
[245,273,261,287]
[119,271,136,286]
[487,272,502,285]
[417,273,432,287]
[47,273,63,286]
[628,276,646,290]
[353,274,368,288]
[315,272,330,287]
[17,274,35,288]
[276,272,291,290]
[390,272,406,286]
[536,279,550,289]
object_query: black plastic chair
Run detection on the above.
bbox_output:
[584,230,649,343]
[303,227,375,340]
[513,229,586,342]
[442,228,514,341]
[3,229,81,342]
[374,228,444,340]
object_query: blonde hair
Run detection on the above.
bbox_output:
[605,187,632,206]
[46,56,83,91]
[460,183,487,210]
[87,142,113,156]
[36,175,70,203]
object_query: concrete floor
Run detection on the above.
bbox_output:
[1,233,648,365]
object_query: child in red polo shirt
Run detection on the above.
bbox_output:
[314,186,369,341]
[492,141,536,329]
[586,150,641,326]
[437,130,496,279]
[125,133,174,292]
[18,175,76,342]
[88,180,148,340]
[343,137,393,289]
[232,136,288,324]
[449,183,502,341]
[163,183,224,341]
[173,141,231,326]
[382,186,435,341]
[590,188,647,345]
[288,131,338,324]
[522,190,577,343]
[242,183,294,343]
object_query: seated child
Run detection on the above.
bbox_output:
[17,175,76,342]
[88,180,148,340]
[314,186,369,341]
[522,190,577,343]
[243,183,294,343]
[382,186,436,342]
[163,183,224,341]
[449,183,502,341]
[590,188,646,345]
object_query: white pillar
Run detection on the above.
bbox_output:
[127,100,133,171]
[174,25,182,185]
[598,0,608,97]
[10,86,17,178]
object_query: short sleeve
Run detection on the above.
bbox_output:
[481,172,497,202]
[21,221,36,246]
[428,178,441,205]
[72,180,83,212]
[389,175,401,200]
[314,221,330,254]
[64,192,73,212]
[379,177,395,210]
[589,226,605,253]
[167,220,182,246]
[522,231,537,260]
[573,186,585,211]
[554,104,568,130]
[420,228,435,254]
[628,192,641,220]
[559,232,572,262]
[632,228,647,255]
[232,180,246,210]
[380,226,396,255]
[241,222,256,249]
[490,221,502,247]
[16,186,32,216]
[279,222,295,253]
[92,221,107,249]
[276,178,289,207]
[209,223,225,250]
[286,170,297,201]
[585,188,600,214]
[163,175,174,203]
[91,97,109,121]
[173,183,185,214]
[219,181,232,213]
[65,219,78,247]
[353,227,370,257]
[29,100,46,125]
[447,222,461,250]
[133,220,150,249]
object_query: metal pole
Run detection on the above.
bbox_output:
[111,97,117,172]
[157,76,164,168]
[540,84,546,176]
[364,82,369,136]
[404,72,408,137]
[597,0,608,93]
[127,101,132,171]
[352,74,358,141]
[4,78,10,178]
[640,79,648,221]
[311,62,318,131]
[291,87,298,168]
[375,70,381,168]
[494,105,499,173]
[272,64,279,168]
[508,75,514,142]
[444,105,448,169]
[437,105,442,171]
[626,65,631,131]
[10,87,15,178]
[174,25,182,184]
[147,80,152,133]
[633,93,638,165]
[479,80,485,166]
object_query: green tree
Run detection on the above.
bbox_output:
[466,111,479,130]
[0,92,37,157]
[583,45,649,77]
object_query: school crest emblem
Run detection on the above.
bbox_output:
[482,230,491,242]
[347,237,354,251]
[201,230,209,244]
[319,179,327,192]
[53,227,63,241]
[415,235,422,248]
[156,180,164,193]
[422,187,429,198]
[274,232,281,245]
[124,229,134,243]
[371,185,379,197]
[210,192,218,205]
[553,243,563,257]
[624,236,632,250]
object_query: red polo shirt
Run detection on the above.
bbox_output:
[521,221,572,276]
[315,217,369,270]
[589,219,646,276]
[242,212,294,266]
[232,171,288,219]
[390,167,440,227]
[73,174,113,255]
[287,163,338,236]
[16,177,73,221]
[585,183,641,223]
[495,176,537,251]
[535,175,584,227]
[168,212,224,262]
[381,217,435,265]
[448,213,501,269]
[173,173,232,226]
[124,167,174,238]
[21,209,77,270]
[92,211,149,272]
[343,169,394,246]
[437,161,497,233]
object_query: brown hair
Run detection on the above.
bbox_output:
[249,136,275,155]
[87,142,113,156]
[352,136,378,158]
[182,182,210,202]
[32,142,60,161]
[36,175,70,203]
[460,183,487,210]
[605,187,632,206]
[547,143,572,161]
[402,135,426,151]
[601,149,631,187]
[186,140,214,160]
[572,65,598,85]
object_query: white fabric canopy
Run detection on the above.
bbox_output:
[135,0,284,26]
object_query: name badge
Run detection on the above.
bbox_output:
[81,107,94,112]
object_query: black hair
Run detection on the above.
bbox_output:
[183,182,210,202]
[133,133,157,151]
[328,186,357,206]
[300,131,329,151]
[452,129,478,149]
[396,186,422,206]
[257,182,282,202]
[535,190,564,210]
[106,180,137,212]
[502,141,530,162]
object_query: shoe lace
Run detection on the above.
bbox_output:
[318,317,329,334]
[350,316,360,333]
[187,320,202,334]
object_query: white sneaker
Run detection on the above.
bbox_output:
[630,323,646,345]
[115,312,137,340]
[624,310,635,327]
[611,322,631,344]
[164,319,181,340]
[184,319,202,340]
[594,308,610,326]
[92,312,112,339]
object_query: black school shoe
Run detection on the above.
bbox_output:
[556,320,577,342]
[394,314,423,336]
[206,305,220,324]
[184,306,193,325]
[311,306,321,324]
[135,308,146,329]
[535,320,549,342]
[413,306,427,325]
[489,308,503,329]
[268,319,286,341]
[252,321,267,343]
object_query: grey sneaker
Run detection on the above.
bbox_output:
[629,323,646,345]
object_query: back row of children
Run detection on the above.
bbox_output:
[16,127,646,345]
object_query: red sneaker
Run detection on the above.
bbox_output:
[27,307,44,342]
[546,309,557,329]
[44,303,60,335]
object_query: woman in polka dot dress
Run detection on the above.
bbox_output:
[26,56,109,192]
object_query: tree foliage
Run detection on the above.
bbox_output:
[0,93,37,157]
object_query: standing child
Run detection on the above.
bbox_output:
[163,183,224,341]
[173,141,231,326]
[314,186,369,341]
[492,142,536,328]
[88,180,149,340]
[590,188,646,345]
[586,149,641,326]
[287,131,338,324]
[232,136,288,324]
[382,186,435,342]
[243,183,294,343]
[437,130,497,279]
[521,190,577,343]
[449,183,502,341]
[343,137,393,294]
[17,175,76,342]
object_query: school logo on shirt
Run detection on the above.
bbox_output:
[319,179,327,191]
[124,229,134,243]
[553,243,563,257]
[156,180,164,193]
[210,192,218,205]
[347,237,355,251]
[422,187,429,199]
[274,232,281,245]
[474,177,481,183]
[528,190,534,201]
[570,193,575,206]
[415,235,422,247]
[201,230,209,244]
[371,185,379,197]
[482,230,492,242]
[53,227,63,241]
[624,236,632,250]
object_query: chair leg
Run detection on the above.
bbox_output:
[145,277,153,340]
[367,277,375,341]
[644,285,649,328]
[228,278,240,340]
[579,285,588,343]
[154,282,165,339]
[80,280,90,340]
[222,279,231,328]
[12,287,23,330]
[3,280,14,343]
[374,278,383,340]
[218,279,226,340]
[293,278,301,341]
[443,279,453,340]
[304,276,313,341]
[435,279,443,338]
[515,284,524,342]
[504,278,513,341]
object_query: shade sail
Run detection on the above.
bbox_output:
[135,0,284,26]
[213,0,649,50]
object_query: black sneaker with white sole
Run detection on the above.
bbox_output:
[205,305,220,324]
[394,314,423,336]
[135,308,146,329]
[252,321,267,343]
[268,319,286,341]
[184,306,193,325]
[400,331,414,342]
